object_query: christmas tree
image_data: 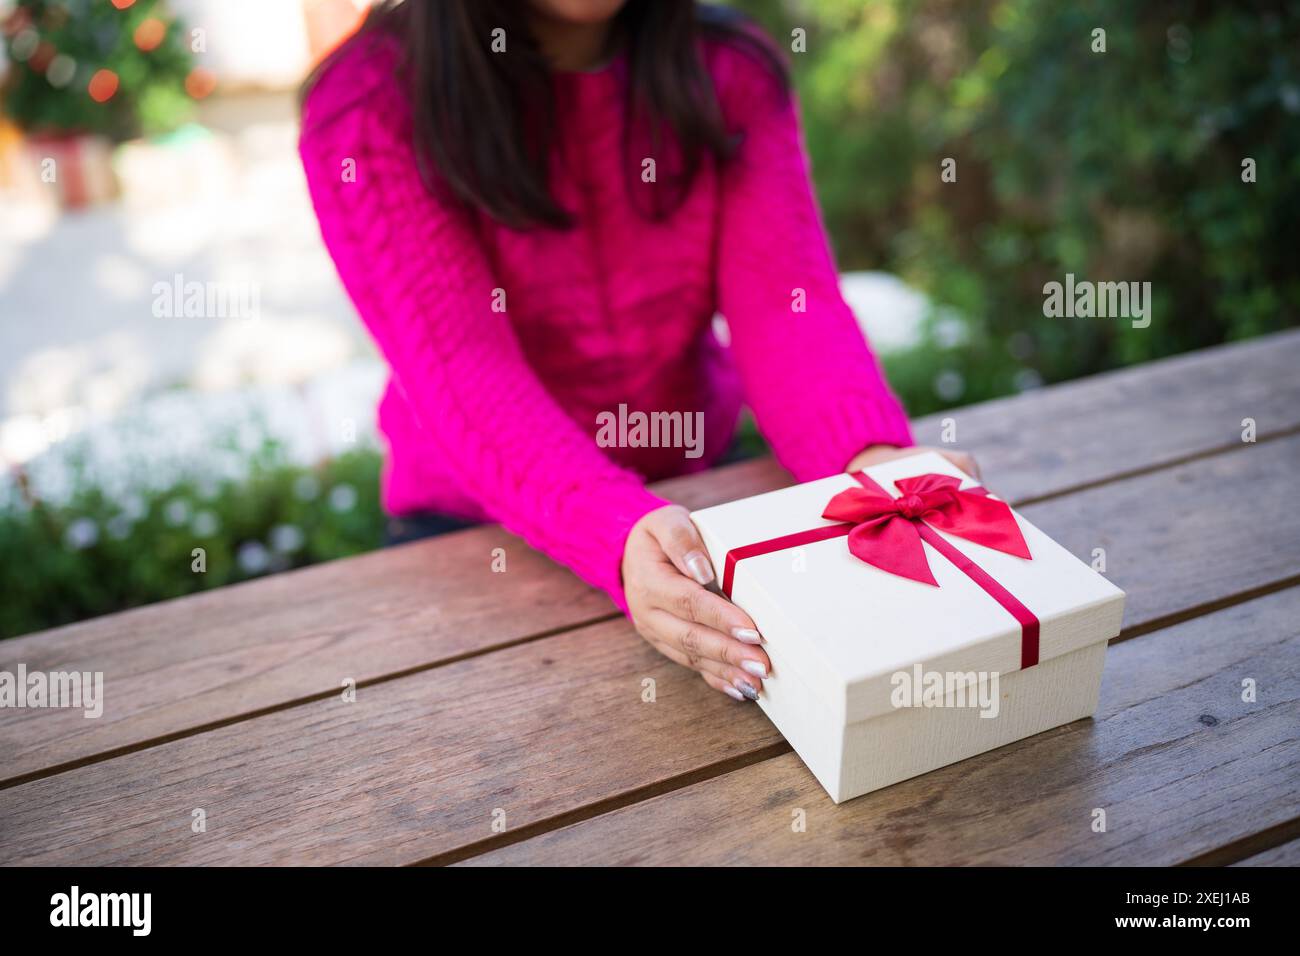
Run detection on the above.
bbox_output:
[2,0,198,141]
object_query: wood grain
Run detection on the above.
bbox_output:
[1232,838,1300,866]
[0,461,784,786]
[1015,433,1300,635]
[3,332,1296,784]
[2,436,1296,865]
[0,525,610,786]
[909,328,1300,504]
[0,618,784,865]
[464,587,1300,866]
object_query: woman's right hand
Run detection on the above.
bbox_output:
[621,505,771,702]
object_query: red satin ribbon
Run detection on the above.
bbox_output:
[822,472,1031,586]
[720,471,1041,669]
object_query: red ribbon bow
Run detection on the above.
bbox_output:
[822,473,1031,587]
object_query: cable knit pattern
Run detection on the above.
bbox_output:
[299,32,913,611]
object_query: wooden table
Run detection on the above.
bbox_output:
[2,332,1298,866]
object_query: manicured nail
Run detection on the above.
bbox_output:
[741,660,768,679]
[734,679,760,701]
[684,550,714,586]
[731,627,763,644]
[722,685,745,701]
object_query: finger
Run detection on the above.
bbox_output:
[658,570,763,644]
[645,625,765,700]
[944,450,981,481]
[657,638,762,699]
[707,658,764,702]
[645,635,693,670]
[700,671,748,702]
[647,510,714,586]
[650,609,771,682]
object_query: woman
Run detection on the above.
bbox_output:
[299,0,976,703]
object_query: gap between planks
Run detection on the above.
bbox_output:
[1180,815,1300,866]
[412,741,796,867]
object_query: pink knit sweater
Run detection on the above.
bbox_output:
[299,33,913,610]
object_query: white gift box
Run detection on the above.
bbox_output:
[690,451,1125,803]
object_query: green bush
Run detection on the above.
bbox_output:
[2,0,195,139]
[733,0,1300,414]
[0,438,383,639]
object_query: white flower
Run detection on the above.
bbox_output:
[65,518,99,550]
[164,498,192,527]
[107,515,134,541]
[932,369,965,402]
[328,483,357,513]
[1014,369,1044,392]
[1281,84,1300,115]
[236,541,271,575]
[196,477,221,501]
[293,474,321,501]
[192,510,220,537]
[933,315,968,350]
[269,523,304,553]
[121,494,147,522]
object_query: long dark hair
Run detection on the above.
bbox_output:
[304,0,788,229]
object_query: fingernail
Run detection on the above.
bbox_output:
[731,627,763,644]
[722,685,745,701]
[684,550,714,586]
[734,679,760,701]
[741,659,768,679]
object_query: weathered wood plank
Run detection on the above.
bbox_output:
[464,586,1300,866]
[0,525,609,786]
[3,332,1296,784]
[1232,838,1300,866]
[1015,435,1300,636]
[0,462,794,787]
[909,328,1300,504]
[1,436,1296,865]
[0,617,784,865]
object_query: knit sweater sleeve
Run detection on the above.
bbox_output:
[299,58,666,611]
[713,48,915,481]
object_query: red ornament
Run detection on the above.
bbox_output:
[185,67,217,100]
[88,69,120,103]
[134,17,166,51]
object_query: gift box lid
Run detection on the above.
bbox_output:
[690,451,1125,726]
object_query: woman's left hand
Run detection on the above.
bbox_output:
[846,444,981,482]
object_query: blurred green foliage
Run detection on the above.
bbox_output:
[733,0,1300,413]
[0,439,383,639]
[2,0,195,139]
